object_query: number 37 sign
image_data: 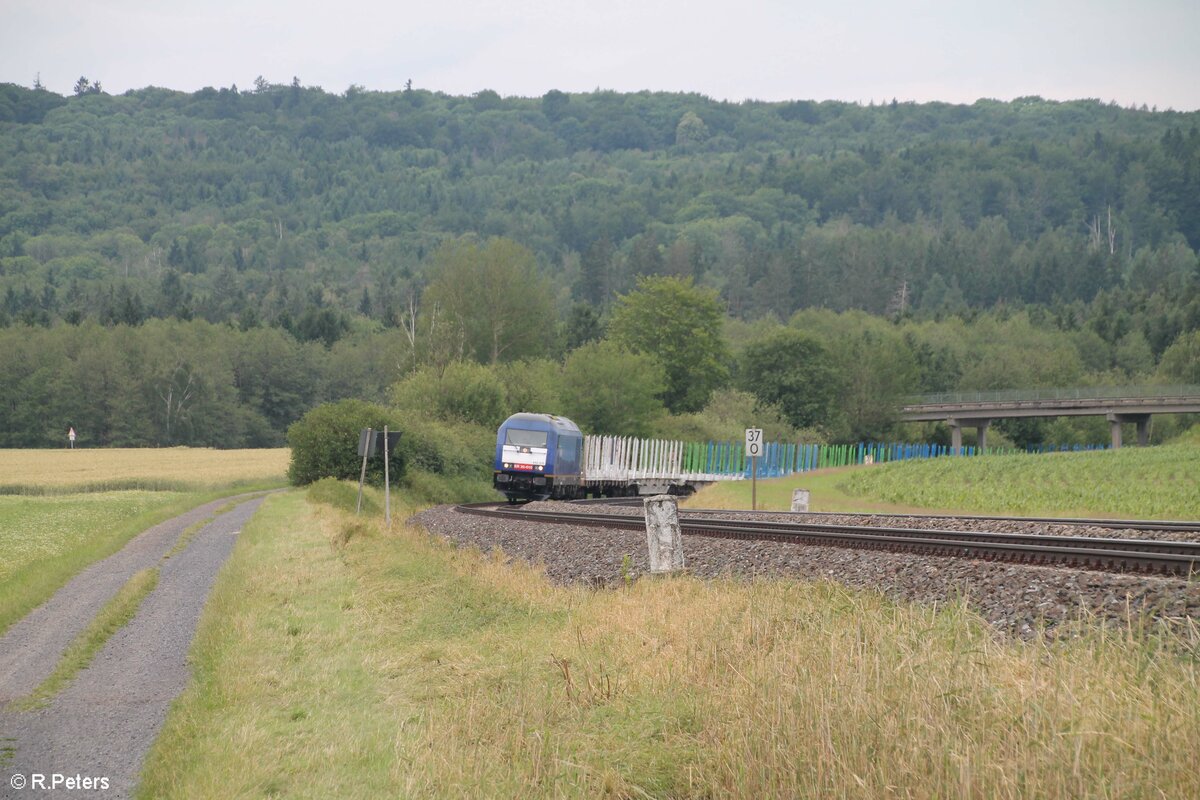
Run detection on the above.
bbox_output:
[744,428,763,458]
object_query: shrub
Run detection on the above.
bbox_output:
[399,415,495,480]
[402,469,499,505]
[287,400,405,486]
[655,388,807,444]
[495,359,564,415]
[561,340,667,436]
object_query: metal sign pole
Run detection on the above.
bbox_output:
[745,427,762,512]
[356,427,372,515]
[383,425,392,527]
[752,455,757,511]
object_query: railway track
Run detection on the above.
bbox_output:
[572,497,1200,534]
[679,507,1200,534]
[455,502,1200,577]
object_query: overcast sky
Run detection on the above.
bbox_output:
[4,0,1198,110]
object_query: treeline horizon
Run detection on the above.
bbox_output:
[2,295,1196,451]
[0,80,1197,448]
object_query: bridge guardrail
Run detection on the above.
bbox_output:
[904,385,1200,408]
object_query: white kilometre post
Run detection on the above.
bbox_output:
[745,428,763,511]
[643,495,684,574]
[791,489,810,513]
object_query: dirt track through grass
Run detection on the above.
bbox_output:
[0,496,267,799]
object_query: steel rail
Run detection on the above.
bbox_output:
[454,503,1200,577]
[676,508,1200,533]
[563,499,1200,533]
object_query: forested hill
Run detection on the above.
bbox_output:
[1,80,1199,337]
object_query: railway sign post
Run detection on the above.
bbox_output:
[383,425,392,527]
[356,428,375,515]
[355,428,401,519]
[745,428,763,511]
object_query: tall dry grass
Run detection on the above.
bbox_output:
[142,487,1200,798]
[407,544,1200,797]
[0,447,288,493]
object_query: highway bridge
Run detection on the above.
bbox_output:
[901,385,1200,451]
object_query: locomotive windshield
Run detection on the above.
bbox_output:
[505,429,548,448]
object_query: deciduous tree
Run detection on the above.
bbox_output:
[561,340,666,437]
[740,328,840,431]
[423,237,554,364]
[609,276,729,413]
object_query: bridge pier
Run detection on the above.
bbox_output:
[948,418,991,454]
[1107,413,1151,449]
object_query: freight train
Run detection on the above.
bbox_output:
[492,412,728,503]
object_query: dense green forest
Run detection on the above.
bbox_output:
[0,79,1197,448]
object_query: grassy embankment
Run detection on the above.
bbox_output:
[140,479,1200,798]
[689,443,1200,519]
[0,448,288,634]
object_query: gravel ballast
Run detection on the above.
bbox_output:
[0,496,265,799]
[412,503,1200,637]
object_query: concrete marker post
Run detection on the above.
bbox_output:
[643,495,684,574]
[791,489,810,513]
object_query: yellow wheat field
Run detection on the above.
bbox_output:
[0,448,290,492]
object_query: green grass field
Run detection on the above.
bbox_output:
[842,445,1200,518]
[0,491,186,634]
[689,444,1200,519]
[685,466,936,513]
[0,491,186,583]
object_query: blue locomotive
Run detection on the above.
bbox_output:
[493,413,584,502]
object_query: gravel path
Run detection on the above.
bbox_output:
[413,503,1200,637]
[0,496,265,799]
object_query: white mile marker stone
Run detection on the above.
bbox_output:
[643,494,685,574]
[791,488,810,513]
